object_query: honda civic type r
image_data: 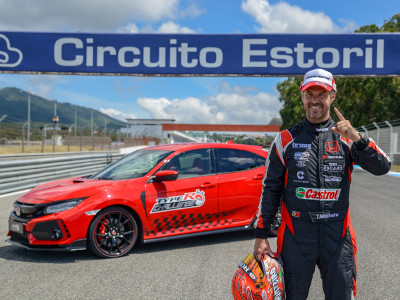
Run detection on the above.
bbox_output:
[7,143,269,258]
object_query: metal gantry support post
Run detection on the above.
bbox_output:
[41,123,49,153]
[80,126,83,151]
[109,129,114,150]
[52,100,58,153]
[27,93,31,145]
[67,124,76,152]
[117,130,121,150]
[22,121,28,153]
[0,115,7,142]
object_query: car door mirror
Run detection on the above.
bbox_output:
[152,170,179,182]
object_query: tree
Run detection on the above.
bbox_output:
[356,13,400,33]
[277,77,304,128]
[278,14,400,129]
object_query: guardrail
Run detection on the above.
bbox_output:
[0,152,125,195]
[357,119,400,164]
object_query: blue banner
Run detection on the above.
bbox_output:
[0,32,399,76]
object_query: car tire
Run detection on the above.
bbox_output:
[87,207,138,258]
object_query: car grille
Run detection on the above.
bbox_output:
[12,201,45,222]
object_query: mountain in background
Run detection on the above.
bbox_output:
[0,87,126,130]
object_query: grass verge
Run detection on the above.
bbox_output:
[390,164,400,172]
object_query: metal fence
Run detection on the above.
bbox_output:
[0,151,124,195]
[357,119,400,164]
[0,121,162,153]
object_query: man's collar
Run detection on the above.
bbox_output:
[303,117,334,133]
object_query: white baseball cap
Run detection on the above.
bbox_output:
[300,68,336,92]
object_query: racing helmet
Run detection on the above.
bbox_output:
[231,252,285,300]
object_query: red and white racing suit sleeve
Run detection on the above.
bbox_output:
[350,136,391,175]
[254,133,287,238]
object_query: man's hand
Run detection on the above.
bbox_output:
[253,238,273,261]
[331,107,362,142]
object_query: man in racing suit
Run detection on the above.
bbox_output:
[253,68,391,300]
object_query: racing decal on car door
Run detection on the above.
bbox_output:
[143,210,233,238]
[150,189,205,213]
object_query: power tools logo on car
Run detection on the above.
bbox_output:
[151,189,205,213]
[296,187,341,201]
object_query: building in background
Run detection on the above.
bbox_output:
[121,118,198,144]
[121,119,174,138]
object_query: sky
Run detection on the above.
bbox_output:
[0,0,398,125]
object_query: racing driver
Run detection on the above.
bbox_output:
[253,68,391,299]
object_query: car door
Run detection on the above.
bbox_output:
[145,148,218,238]
[214,148,266,224]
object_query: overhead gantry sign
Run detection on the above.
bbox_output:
[0,32,399,76]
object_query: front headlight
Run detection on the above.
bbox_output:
[43,197,87,215]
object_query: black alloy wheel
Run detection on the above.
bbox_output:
[88,207,138,258]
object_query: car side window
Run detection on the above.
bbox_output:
[161,149,211,178]
[216,148,259,173]
[255,153,267,166]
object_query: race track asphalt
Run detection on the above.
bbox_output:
[0,169,398,299]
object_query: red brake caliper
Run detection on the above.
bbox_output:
[97,218,109,242]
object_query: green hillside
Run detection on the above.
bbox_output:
[0,87,126,141]
[0,87,125,138]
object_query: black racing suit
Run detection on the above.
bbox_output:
[254,117,391,300]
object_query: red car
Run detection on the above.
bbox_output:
[7,143,268,258]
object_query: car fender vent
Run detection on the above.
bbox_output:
[59,219,71,238]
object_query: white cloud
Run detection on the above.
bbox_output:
[117,21,196,33]
[99,107,136,122]
[218,81,258,95]
[157,21,196,33]
[136,82,281,124]
[176,2,204,19]
[27,75,62,99]
[138,96,214,123]
[118,23,140,34]
[0,0,182,32]
[241,0,343,33]
[338,19,359,33]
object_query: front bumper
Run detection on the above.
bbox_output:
[7,204,93,251]
[6,236,87,251]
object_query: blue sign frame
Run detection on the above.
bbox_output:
[1,32,400,76]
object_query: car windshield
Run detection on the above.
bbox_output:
[91,149,173,180]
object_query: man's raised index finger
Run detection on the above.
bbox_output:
[334,107,346,121]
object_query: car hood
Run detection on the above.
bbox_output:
[19,178,126,204]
